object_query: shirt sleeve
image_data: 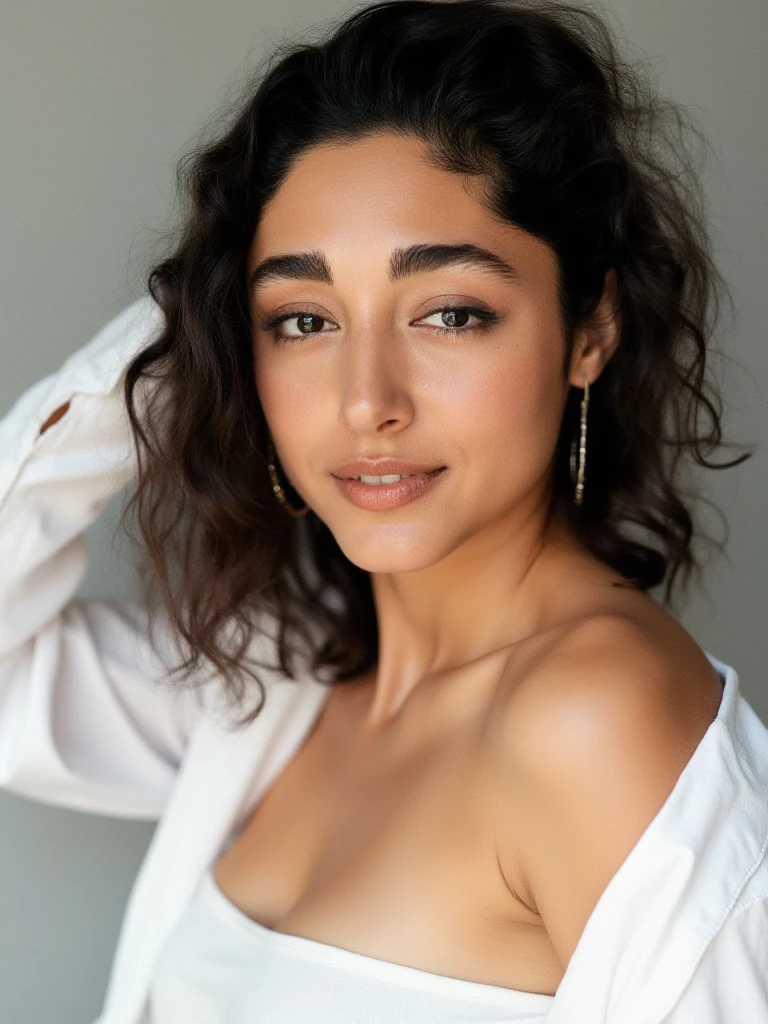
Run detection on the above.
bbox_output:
[0,296,206,820]
[661,897,768,1023]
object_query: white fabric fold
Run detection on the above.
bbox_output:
[1,298,766,1023]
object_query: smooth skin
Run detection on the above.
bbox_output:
[207,131,724,995]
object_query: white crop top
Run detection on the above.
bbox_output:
[148,867,556,1023]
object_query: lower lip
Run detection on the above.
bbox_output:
[331,468,447,510]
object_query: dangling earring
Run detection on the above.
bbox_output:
[569,377,589,506]
[266,435,309,517]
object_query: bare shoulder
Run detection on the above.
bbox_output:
[490,611,724,969]
[497,611,724,770]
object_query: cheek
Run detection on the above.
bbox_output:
[255,347,314,427]
[462,342,564,480]
[255,362,327,485]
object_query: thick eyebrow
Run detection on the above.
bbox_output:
[249,242,521,294]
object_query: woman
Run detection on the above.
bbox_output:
[1,1,766,1021]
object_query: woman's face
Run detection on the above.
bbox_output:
[248,132,588,573]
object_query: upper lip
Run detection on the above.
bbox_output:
[331,457,446,478]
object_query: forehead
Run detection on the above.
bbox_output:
[248,132,556,283]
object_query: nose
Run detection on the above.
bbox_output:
[338,328,414,436]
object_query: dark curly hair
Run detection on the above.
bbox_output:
[119,0,753,728]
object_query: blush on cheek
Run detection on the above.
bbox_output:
[481,366,561,475]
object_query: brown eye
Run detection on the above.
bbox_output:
[258,310,338,344]
[295,314,325,334]
[439,309,471,328]
[418,305,499,335]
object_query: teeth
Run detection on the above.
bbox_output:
[356,473,414,485]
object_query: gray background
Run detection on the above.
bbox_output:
[1,1,766,1020]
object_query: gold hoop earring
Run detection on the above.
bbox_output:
[266,435,309,518]
[569,377,589,506]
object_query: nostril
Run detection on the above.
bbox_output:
[39,401,70,436]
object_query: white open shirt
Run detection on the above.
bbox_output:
[1,296,767,1024]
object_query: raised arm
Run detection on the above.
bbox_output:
[0,296,205,820]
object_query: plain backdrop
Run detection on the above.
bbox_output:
[1,1,766,1020]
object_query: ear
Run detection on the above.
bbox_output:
[568,268,621,388]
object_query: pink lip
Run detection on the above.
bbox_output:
[332,457,445,478]
[332,468,447,511]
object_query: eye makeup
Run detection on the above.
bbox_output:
[257,304,501,345]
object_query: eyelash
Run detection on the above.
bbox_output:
[257,305,500,345]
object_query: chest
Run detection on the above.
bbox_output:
[212,670,564,996]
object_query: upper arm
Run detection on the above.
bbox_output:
[495,616,722,970]
[0,297,206,819]
[0,595,207,819]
